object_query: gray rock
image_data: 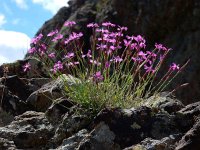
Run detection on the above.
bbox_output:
[124,134,181,150]
[26,74,80,112]
[0,111,54,149]
[0,138,17,150]
[57,122,120,150]
[176,117,200,150]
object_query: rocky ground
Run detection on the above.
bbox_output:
[1,0,200,149]
[0,72,200,150]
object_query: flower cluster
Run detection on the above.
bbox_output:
[24,21,188,109]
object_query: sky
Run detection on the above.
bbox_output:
[0,0,69,65]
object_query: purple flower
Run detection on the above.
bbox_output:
[155,43,170,51]
[28,47,37,54]
[105,61,110,68]
[52,61,63,73]
[133,35,145,43]
[82,50,92,58]
[96,28,109,33]
[64,21,76,27]
[30,33,43,44]
[52,33,63,42]
[48,52,56,58]
[102,22,116,27]
[117,26,128,31]
[93,71,104,82]
[87,23,99,28]
[170,63,180,71]
[47,29,58,37]
[97,44,107,50]
[113,56,123,63]
[66,61,79,67]
[89,59,101,66]
[138,51,147,60]
[65,52,75,59]
[23,62,31,72]
[65,32,83,44]
[124,39,131,47]
[144,65,155,73]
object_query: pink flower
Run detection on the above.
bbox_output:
[23,62,31,72]
[48,52,56,58]
[124,39,131,47]
[170,63,180,71]
[144,65,155,73]
[89,59,101,66]
[155,43,170,51]
[113,56,123,63]
[138,51,147,60]
[93,71,104,82]
[65,52,75,59]
[52,33,63,42]
[87,23,99,28]
[105,61,110,68]
[102,22,116,27]
[47,29,58,37]
[133,35,145,43]
[64,32,83,44]
[28,47,37,54]
[30,33,43,44]
[64,21,76,27]
[52,61,63,73]
[82,50,92,58]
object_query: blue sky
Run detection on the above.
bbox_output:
[0,0,69,64]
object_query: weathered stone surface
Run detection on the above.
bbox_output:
[92,106,188,149]
[124,135,182,150]
[57,122,120,150]
[0,111,54,149]
[0,138,17,150]
[176,118,200,150]
[144,94,185,113]
[26,74,80,112]
[52,105,91,144]
[45,98,74,125]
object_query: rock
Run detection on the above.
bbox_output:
[0,107,14,127]
[176,118,200,150]
[57,122,120,150]
[0,138,17,150]
[52,105,91,144]
[178,101,200,117]
[124,134,182,150]
[57,129,89,150]
[45,98,74,125]
[92,106,187,149]
[0,111,54,149]
[144,94,185,113]
[26,74,80,112]
[3,75,32,101]
[0,84,30,115]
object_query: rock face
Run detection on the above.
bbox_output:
[33,0,200,104]
[0,93,200,149]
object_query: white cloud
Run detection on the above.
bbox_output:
[0,14,6,28]
[0,30,30,65]
[13,0,28,10]
[32,0,68,14]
